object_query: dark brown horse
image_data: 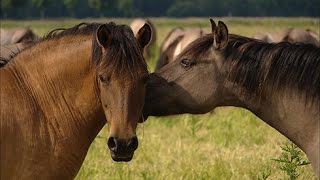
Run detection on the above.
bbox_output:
[1,22,151,179]
[143,20,319,177]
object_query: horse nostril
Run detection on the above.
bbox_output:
[107,136,117,151]
[127,136,138,151]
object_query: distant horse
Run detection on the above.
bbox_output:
[0,27,38,45]
[155,27,204,71]
[252,28,319,46]
[0,41,36,67]
[130,18,156,59]
[143,19,320,177]
[1,22,151,179]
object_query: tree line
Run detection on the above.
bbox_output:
[1,0,319,19]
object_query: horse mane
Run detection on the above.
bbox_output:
[184,34,320,101]
[44,22,100,40]
[4,22,148,77]
[224,34,320,100]
[1,23,99,63]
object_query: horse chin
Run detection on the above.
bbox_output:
[110,152,134,162]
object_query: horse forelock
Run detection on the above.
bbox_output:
[224,34,320,101]
[93,24,148,79]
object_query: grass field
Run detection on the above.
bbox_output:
[1,17,318,179]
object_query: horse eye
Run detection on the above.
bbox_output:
[99,74,111,84]
[180,59,193,68]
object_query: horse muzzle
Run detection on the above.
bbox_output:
[107,136,138,162]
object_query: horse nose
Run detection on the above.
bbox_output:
[127,136,138,151]
[107,136,117,152]
[107,136,139,153]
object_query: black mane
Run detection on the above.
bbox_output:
[184,34,320,100]
[225,34,320,100]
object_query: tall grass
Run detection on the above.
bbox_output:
[1,17,318,179]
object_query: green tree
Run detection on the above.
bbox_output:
[1,0,27,18]
[117,0,138,17]
[88,0,115,17]
[63,0,78,17]
[1,0,11,9]
[32,0,52,18]
[166,1,201,17]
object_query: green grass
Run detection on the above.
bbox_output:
[75,108,316,179]
[1,17,318,179]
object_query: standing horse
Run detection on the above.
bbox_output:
[155,27,204,71]
[1,27,38,45]
[252,28,319,46]
[1,22,151,179]
[143,20,319,177]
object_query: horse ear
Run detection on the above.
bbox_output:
[213,21,229,50]
[136,23,152,49]
[210,19,217,34]
[96,24,112,48]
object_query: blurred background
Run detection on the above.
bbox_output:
[1,0,320,19]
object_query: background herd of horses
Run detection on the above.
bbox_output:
[1,18,319,179]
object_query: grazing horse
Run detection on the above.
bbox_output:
[130,18,156,59]
[0,27,38,45]
[1,22,151,179]
[143,19,320,177]
[155,27,204,71]
[0,41,36,67]
[252,28,319,46]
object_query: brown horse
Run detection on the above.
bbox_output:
[1,22,151,179]
[252,28,319,46]
[155,27,204,71]
[143,20,320,177]
[130,18,156,59]
[0,27,38,45]
[0,41,36,67]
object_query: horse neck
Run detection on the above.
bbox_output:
[218,57,319,161]
[6,35,105,141]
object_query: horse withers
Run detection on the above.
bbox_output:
[143,19,320,177]
[1,22,151,179]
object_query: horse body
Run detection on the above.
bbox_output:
[285,28,319,46]
[0,28,37,45]
[160,27,185,53]
[144,20,319,177]
[1,34,103,179]
[252,28,319,46]
[1,22,151,179]
[173,28,204,59]
[155,27,204,71]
